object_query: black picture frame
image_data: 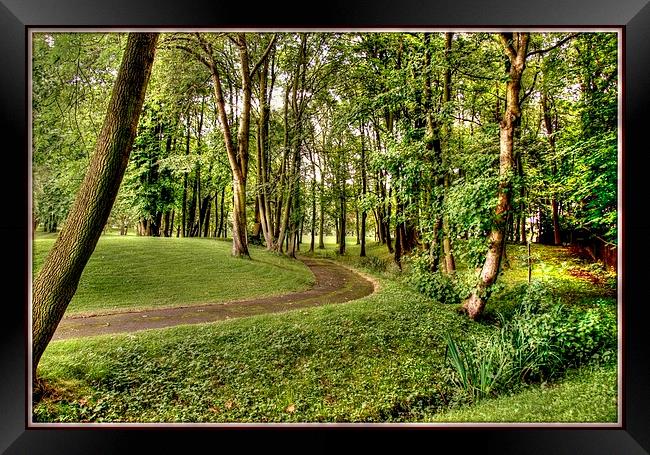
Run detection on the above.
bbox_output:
[3,0,649,452]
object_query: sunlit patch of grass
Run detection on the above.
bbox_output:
[34,280,489,423]
[429,362,617,423]
[32,235,314,315]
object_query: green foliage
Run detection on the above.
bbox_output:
[431,362,617,423]
[33,238,618,423]
[34,279,484,423]
[560,131,618,243]
[444,281,617,402]
[31,30,619,423]
[358,255,389,273]
[32,33,125,230]
[406,253,460,304]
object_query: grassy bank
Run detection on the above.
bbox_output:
[430,362,617,423]
[35,280,489,422]
[33,236,618,423]
[32,234,314,315]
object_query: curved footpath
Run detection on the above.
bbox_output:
[52,257,375,340]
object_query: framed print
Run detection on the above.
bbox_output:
[3,0,650,452]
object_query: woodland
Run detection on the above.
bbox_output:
[31,31,618,423]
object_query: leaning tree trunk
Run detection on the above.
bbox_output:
[32,33,158,377]
[462,32,529,320]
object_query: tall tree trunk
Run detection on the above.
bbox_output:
[385,184,394,254]
[275,85,292,253]
[462,32,529,320]
[338,151,347,255]
[309,150,317,253]
[181,114,190,237]
[32,33,158,378]
[542,90,562,246]
[441,33,456,274]
[212,190,219,238]
[394,215,403,268]
[188,176,198,237]
[256,53,274,249]
[355,207,360,245]
[202,195,212,238]
[163,211,171,237]
[198,33,276,258]
[217,187,226,238]
[231,177,248,254]
[551,199,561,245]
[335,218,340,245]
[442,176,456,273]
[192,97,206,237]
[339,192,346,255]
[318,177,325,249]
[360,123,367,257]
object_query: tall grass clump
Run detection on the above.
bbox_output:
[445,281,617,402]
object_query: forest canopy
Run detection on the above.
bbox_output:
[32,30,619,318]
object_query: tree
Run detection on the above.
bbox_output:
[189,33,276,258]
[462,32,530,320]
[32,33,159,377]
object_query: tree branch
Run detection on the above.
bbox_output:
[521,69,540,103]
[526,33,579,57]
[173,44,210,68]
[250,34,277,78]
[453,115,483,126]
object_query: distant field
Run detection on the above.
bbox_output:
[32,234,314,315]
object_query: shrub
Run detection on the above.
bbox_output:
[444,282,617,402]
[406,253,460,304]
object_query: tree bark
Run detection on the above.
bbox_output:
[318,170,325,249]
[309,149,317,253]
[32,33,158,377]
[256,47,276,249]
[541,90,562,246]
[441,33,456,274]
[360,123,367,257]
[462,32,529,320]
[212,190,219,238]
[181,114,190,237]
[217,186,226,238]
[202,195,212,238]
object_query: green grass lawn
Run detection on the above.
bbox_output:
[32,233,314,315]
[34,279,490,423]
[430,362,617,423]
[33,235,618,423]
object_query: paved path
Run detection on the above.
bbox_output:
[52,257,375,340]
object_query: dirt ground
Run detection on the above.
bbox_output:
[52,257,376,340]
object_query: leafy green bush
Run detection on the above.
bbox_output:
[406,253,460,304]
[552,307,617,366]
[445,282,617,402]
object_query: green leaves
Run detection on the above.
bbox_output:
[444,281,617,403]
